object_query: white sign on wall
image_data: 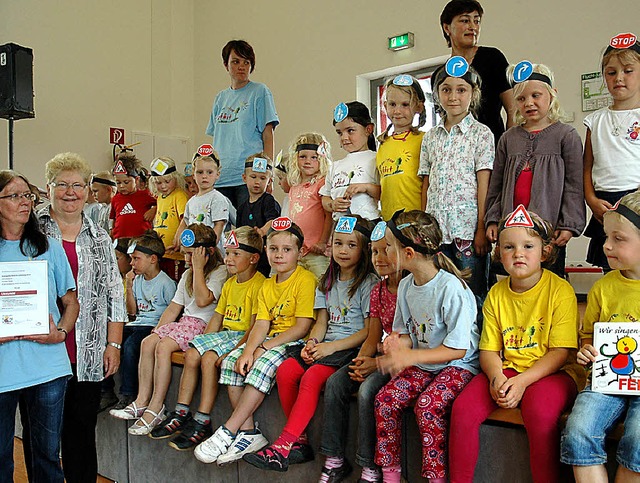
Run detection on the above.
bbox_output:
[581,72,612,112]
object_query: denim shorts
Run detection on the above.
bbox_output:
[561,386,640,472]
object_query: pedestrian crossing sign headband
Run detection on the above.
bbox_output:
[498,204,548,240]
[224,230,261,254]
[268,217,305,245]
[605,33,640,55]
[180,229,218,248]
[244,157,273,173]
[510,60,552,88]
[386,209,437,255]
[334,216,372,239]
[610,200,640,230]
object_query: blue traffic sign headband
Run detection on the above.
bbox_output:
[333,102,349,123]
[432,57,479,91]
[180,229,217,248]
[334,216,372,239]
[510,61,552,87]
[390,74,426,102]
[370,221,387,242]
[387,210,436,255]
[244,157,272,173]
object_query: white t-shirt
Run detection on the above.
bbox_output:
[172,264,228,322]
[584,107,640,191]
[184,189,230,226]
[319,150,380,220]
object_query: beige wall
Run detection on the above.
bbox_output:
[1,0,637,261]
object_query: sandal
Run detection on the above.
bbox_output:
[128,405,165,436]
[109,401,147,420]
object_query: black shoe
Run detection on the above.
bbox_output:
[289,442,314,465]
[112,394,135,411]
[98,390,119,413]
[168,419,213,451]
[319,459,353,483]
[243,446,289,472]
[149,411,192,439]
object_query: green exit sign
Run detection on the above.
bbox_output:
[388,32,414,51]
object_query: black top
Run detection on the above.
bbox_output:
[236,192,281,277]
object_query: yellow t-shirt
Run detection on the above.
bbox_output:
[215,271,266,332]
[257,265,317,336]
[376,131,424,220]
[580,270,640,340]
[154,188,189,260]
[481,269,583,386]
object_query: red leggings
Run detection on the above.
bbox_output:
[448,369,577,483]
[275,357,337,438]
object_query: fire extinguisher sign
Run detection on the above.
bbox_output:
[109,127,125,145]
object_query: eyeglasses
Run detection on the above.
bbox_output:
[0,192,37,202]
[49,181,87,192]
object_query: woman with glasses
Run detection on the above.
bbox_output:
[0,170,80,483]
[37,152,126,483]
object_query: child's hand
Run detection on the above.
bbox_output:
[587,197,613,223]
[348,356,377,381]
[382,332,403,354]
[143,206,156,222]
[125,269,136,286]
[553,229,573,247]
[377,348,413,377]
[331,197,352,213]
[577,344,598,365]
[343,184,366,199]
[489,373,509,402]
[474,226,491,256]
[190,246,208,272]
[235,351,254,376]
[485,223,498,243]
[496,374,527,409]
[309,341,335,361]
[215,352,229,368]
[301,340,315,365]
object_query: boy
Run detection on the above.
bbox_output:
[110,153,157,239]
[237,152,281,276]
[150,226,265,451]
[89,171,116,233]
[112,231,177,410]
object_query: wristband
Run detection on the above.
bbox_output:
[57,327,68,341]
[107,341,122,350]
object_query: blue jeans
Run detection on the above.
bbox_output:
[561,386,640,473]
[440,240,489,299]
[120,325,154,396]
[0,376,67,483]
[320,364,389,468]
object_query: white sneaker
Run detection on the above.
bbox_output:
[216,425,269,466]
[194,425,234,464]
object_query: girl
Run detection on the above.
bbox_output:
[322,101,380,221]
[319,221,402,483]
[419,58,494,298]
[374,210,479,483]
[275,152,290,217]
[287,132,333,278]
[110,224,227,435]
[243,216,378,472]
[450,206,581,483]
[149,156,189,282]
[485,62,585,277]
[173,145,230,250]
[376,75,426,220]
[583,35,640,269]
[561,190,640,483]
[184,163,198,198]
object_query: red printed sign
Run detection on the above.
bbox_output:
[271,217,292,231]
[197,144,214,156]
[109,127,125,145]
[610,33,637,49]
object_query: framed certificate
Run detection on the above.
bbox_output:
[0,260,49,337]
[592,322,640,395]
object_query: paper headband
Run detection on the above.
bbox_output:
[511,60,552,87]
[387,210,438,255]
[113,239,130,254]
[126,242,162,257]
[91,176,116,187]
[611,200,640,230]
[445,56,469,78]
[268,217,305,244]
[370,221,387,242]
[334,102,349,123]
[498,205,548,239]
[113,160,138,177]
[180,229,217,248]
[296,142,327,157]
[605,33,640,55]
[150,158,177,176]
[244,157,272,173]
[334,216,372,239]
[274,149,286,173]
[184,163,194,177]
[393,74,413,86]
[192,144,220,164]
[224,230,262,254]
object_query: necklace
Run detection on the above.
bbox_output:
[609,109,633,136]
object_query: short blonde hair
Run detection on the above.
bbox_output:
[604,189,640,235]
[45,152,92,184]
[148,156,186,196]
[507,63,566,125]
[286,132,331,186]
[601,48,640,73]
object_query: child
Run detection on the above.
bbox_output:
[243,216,378,472]
[184,162,198,198]
[149,227,265,451]
[376,75,426,220]
[322,102,380,221]
[89,171,116,233]
[149,156,189,282]
[485,61,585,278]
[374,210,479,483]
[449,206,581,483]
[193,218,316,465]
[319,221,401,483]
[561,190,640,482]
[287,132,333,278]
[583,35,640,269]
[111,231,177,410]
[237,152,281,277]
[173,145,230,249]
[114,238,132,283]
[110,153,157,239]
[110,224,227,435]
[420,58,494,297]
[275,152,290,217]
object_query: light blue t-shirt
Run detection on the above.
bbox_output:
[0,237,75,393]
[206,81,279,187]
[129,271,177,327]
[393,270,480,374]
[314,273,379,343]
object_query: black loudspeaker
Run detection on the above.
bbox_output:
[0,43,34,120]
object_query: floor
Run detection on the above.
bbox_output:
[13,438,112,483]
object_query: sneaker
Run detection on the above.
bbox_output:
[98,390,118,413]
[112,394,135,411]
[216,426,269,466]
[319,459,353,483]
[149,411,192,439]
[243,445,289,472]
[168,419,213,451]
[194,425,234,464]
[289,442,314,465]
